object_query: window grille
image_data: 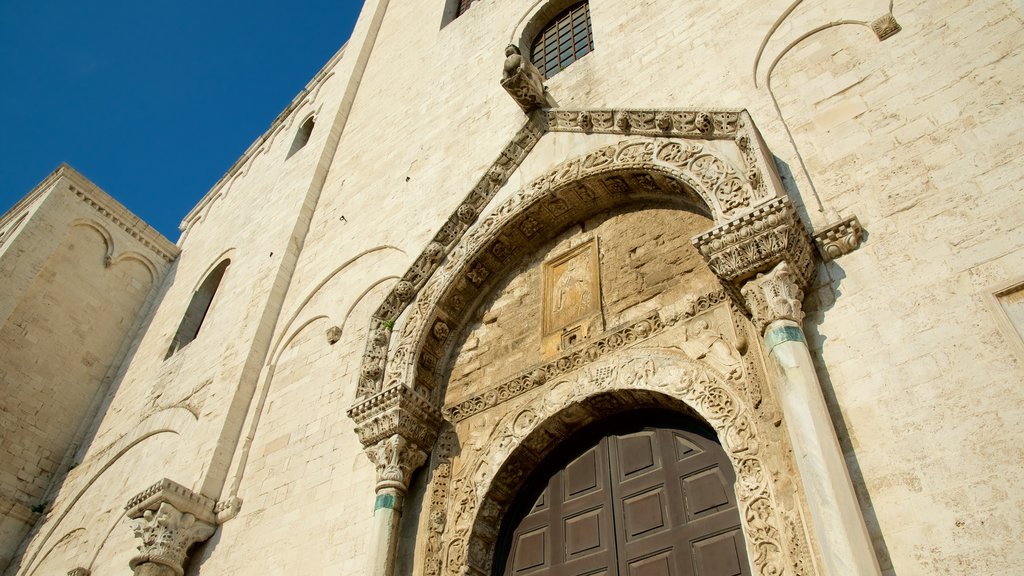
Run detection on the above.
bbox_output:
[530,2,593,79]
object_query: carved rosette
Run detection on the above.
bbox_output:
[741,261,805,333]
[693,196,815,304]
[125,479,216,576]
[349,384,443,492]
[813,215,863,261]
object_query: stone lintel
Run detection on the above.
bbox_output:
[813,215,864,261]
[125,478,216,525]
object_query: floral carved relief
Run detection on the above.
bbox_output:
[424,349,808,576]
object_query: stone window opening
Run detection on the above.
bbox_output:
[287,115,315,158]
[530,1,593,79]
[166,259,230,358]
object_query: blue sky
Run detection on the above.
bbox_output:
[0,0,363,241]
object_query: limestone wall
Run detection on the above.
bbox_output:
[0,167,177,571]
[5,0,1023,574]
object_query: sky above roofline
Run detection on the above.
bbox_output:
[0,0,364,242]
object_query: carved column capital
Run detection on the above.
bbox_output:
[125,479,216,576]
[741,261,805,333]
[694,197,816,292]
[349,384,442,494]
[67,569,90,576]
[367,434,428,494]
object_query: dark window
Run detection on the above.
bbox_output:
[530,1,593,79]
[455,0,477,18]
[166,259,229,358]
[287,115,315,158]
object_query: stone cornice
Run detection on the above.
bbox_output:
[1,164,179,262]
[180,42,349,231]
[348,385,444,453]
[693,196,816,301]
[813,215,863,261]
[125,478,216,525]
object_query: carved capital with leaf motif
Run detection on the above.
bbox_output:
[693,197,815,308]
[741,261,805,333]
[367,434,429,494]
[125,479,216,576]
[349,385,443,493]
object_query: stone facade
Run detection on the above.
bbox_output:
[2,1,1023,575]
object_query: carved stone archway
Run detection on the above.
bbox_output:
[427,350,811,576]
[346,109,873,576]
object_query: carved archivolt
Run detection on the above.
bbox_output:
[356,135,773,403]
[423,349,810,576]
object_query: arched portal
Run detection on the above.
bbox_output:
[496,409,750,576]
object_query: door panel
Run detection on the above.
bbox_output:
[502,423,749,576]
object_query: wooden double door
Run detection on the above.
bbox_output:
[501,423,750,576]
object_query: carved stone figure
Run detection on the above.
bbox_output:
[499,45,547,112]
[681,318,743,377]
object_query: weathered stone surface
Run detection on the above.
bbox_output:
[3,1,1024,575]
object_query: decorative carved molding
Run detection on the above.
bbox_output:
[871,14,902,41]
[547,109,742,139]
[67,569,90,576]
[443,289,730,422]
[128,502,215,576]
[125,478,215,525]
[500,45,547,112]
[427,351,803,576]
[354,110,778,403]
[741,261,806,332]
[213,496,243,523]
[125,481,217,575]
[348,384,444,460]
[813,215,863,261]
[366,434,428,493]
[356,118,545,399]
[693,196,816,303]
[377,138,766,405]
[70,185,177,263]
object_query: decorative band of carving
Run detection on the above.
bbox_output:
[349,384,444,453]
[125,478,215,525]
[377,137,766,406]
[355,110,774,401]
[70,186,177,263]
[443,289,729,422]
[431,352,799,576]
[693,196,816,301]
[547,109,742,139]
[813,215,863,261]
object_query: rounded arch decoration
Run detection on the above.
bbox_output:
[356,130,778,403]
[423,350,811,576]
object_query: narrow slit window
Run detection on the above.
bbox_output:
[166,259,229,358]
[531,2,593,79]
[288,116,315,158]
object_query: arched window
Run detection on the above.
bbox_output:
[530,1,593,79]
[287,115,315,158]
[166,259,230,358]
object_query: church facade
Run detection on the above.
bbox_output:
[2,1,1023,575]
